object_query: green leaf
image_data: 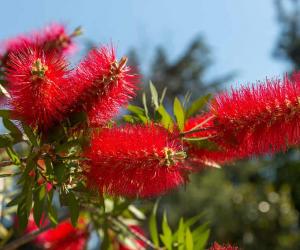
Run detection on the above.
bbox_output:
[159,87,167,105]
[185,227,194,250]
[160,211,172,250]
[0,134,13,148]
[55,139,81,153]
[174,97,185,131]
[7,194,23,207]
[33,185,46,227]
[177,218,185,250]
[194,229,210,250]
[66,192,79,226]
[142,92,149,119]
[3,118,22,139]
[0,110,11,119]
[53,163,66,183]
[185,213,204,228]
[44,157,54,176]
[47,203,58,226]
[123,114,137,123]
[6,146,20,165]
[22,122,38,147]
[186,94,212,118]
[149,81,159,109]
[149,201,159,247]
[127,105,145,116]
[157,105,173,129]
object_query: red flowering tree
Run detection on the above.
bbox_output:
[1,22,298,249]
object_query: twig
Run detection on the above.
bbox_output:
[108,216,161,250]
[0,158,27,168]
[0,214,69,250]
[180,115,215,136]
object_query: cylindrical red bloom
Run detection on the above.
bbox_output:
[70,46,139,126]
[210,74,300,157]
[26,215,88,250]
[84,124,188,198]
[6,44,71,130]
[209,242,239,250]
[35,23,78,55]
[0,23,76,59]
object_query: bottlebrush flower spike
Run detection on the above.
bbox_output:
[209,242,239,250]
[84,124,188,198]
[210,73,300,157]
[38,23,79,55]
[26,215,88,250]
[0,23,77,59]
[70,45,139,126]
[6,44,71,130]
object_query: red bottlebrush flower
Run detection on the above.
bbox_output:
[210,73,300,157]
[70,46,139,126]
[37,23,78,55]
[26,215,88,250]
[209,242,239,250]
[118,224,146,250]
[84,124,188,198]
[0,23,76,58]
[6,44,71,130]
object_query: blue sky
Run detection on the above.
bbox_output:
[0,0,288,88]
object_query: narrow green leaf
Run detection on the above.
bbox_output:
[0,134,13,148]
[177,218,185,250]
[7,194,22,207]
[123,114,137,123]
[186,94,212,118]
[159,87,167,105]
[55,139,81,153]
[0,110,11,119]
[185,227,194,250]
[160,211,172,250]
[174,97,185,131]
[66,192,79,226]
[48,204,58,226]
[22,122,38,147]
[157,105,173,129]
[127,105,145,116]
[142,92,149,119]
[149,81,159,109]
[33,185,46,227]
[54,163,66,183]
[194,229,210,250]
[44,157,54,176]
[3,118,22,138]
[6,146,20,165]
[149,201,159,247]
[185,213,204,228]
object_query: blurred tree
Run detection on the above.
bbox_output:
[124,1,300,249]
[274,0,300,70]
[128,36,234,107]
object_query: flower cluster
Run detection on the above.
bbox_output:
[25,215,89,250]
[209,242,239,250]
[184,73,300,165]
[84,124,188,198]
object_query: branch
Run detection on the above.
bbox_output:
[0,158,27,168]
[1,214,69,250]
[108,216,161,250]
